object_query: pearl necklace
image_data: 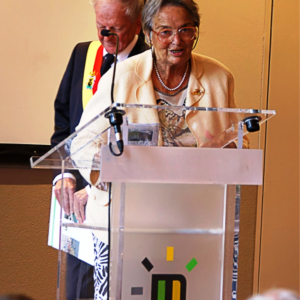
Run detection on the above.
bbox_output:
[154,60,189,91]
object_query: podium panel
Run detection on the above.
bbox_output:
[110,182,236,300]
[100,146,263,185]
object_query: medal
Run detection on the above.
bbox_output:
[86,71,97,89]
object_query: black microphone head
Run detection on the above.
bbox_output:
[101,29,111,36]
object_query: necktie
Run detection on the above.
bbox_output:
[100,53,115,76]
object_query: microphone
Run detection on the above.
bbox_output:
[102,30,126,156]
[101,29,112,37]
[106,106,125,155]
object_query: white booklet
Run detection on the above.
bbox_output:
[48,187,94,266]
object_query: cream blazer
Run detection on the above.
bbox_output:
[71,49,248,229]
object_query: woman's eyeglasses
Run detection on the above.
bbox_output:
[151,27,197,44]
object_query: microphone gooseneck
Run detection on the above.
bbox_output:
[102,30,126,156]
[101,30,125,300]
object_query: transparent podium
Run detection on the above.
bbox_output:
[31,104,275,300]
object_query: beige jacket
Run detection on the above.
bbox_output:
[71,49,248,228]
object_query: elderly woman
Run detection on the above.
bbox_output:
[71,0,248,298]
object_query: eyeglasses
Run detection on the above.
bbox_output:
[151,27,197,44]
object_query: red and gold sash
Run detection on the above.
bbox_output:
[82,41,103,110]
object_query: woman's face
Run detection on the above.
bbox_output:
[149,5,195,68]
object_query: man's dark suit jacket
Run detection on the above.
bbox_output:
[51,37,149,190]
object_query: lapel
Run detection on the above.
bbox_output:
[185,54,205,146]
[186,53,205,111]
[129,50,161,140]
[134,50,157,106]
[128,37,150,58]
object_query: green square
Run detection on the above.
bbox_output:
[186,258,198,272]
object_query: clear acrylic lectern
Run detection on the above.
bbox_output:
[31,104,276,300]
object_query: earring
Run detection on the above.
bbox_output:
[151,46,155,58]
[146,31,152,46]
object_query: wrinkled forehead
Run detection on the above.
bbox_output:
[94,0,126,14]
[94,1,131,26]
[153,5,193,28]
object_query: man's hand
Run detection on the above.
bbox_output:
[74,188,89,224]
[54,178,76,215]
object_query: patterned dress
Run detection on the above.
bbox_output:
[93,233,109,300]
[155,87,197,147]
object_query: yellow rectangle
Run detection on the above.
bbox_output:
[172,280,181,300]
[166,247,174,261]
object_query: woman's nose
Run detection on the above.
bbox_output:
[172,32,181,45]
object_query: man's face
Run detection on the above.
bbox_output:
[95,1,142,54]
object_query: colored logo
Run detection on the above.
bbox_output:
[131,247,198,298]
[151,274,186,300]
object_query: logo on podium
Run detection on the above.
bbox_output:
[151,274,187,300]
[134,247,198,299]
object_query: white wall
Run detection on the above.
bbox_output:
[0,1,98,144]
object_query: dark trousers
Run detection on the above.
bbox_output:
[66,253,94,300]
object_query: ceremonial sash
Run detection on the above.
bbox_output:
[82,41,103,110]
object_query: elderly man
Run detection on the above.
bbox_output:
[50,0,148,299]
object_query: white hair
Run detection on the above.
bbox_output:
[90,0,144,22]
[247,289,299,300]
[142,0,200,35]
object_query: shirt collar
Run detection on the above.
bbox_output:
[103,35,138,62]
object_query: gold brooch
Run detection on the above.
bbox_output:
[192,89,203,95]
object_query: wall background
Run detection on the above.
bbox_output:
[0,169,55,299]
[253,0,299,293]
[0,0,298,299]
[0,1,98,144]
